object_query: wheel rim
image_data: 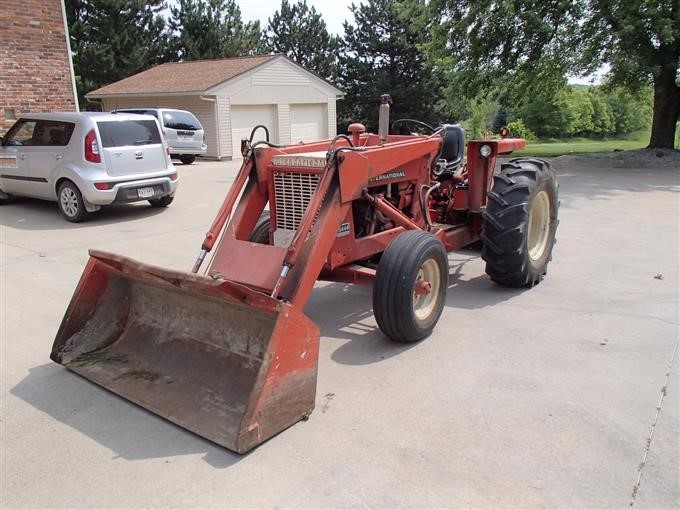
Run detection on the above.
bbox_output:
[412,258,441,321]
[527,190,551,261]
[60,187,79,217]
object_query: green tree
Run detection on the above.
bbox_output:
[266,0,341,81]
[568,88,595,136]
[65,0,170,107]
[606,87,652,135]
[587,89,614,137]
[339,0,441,131]
[520,86,575,138]
[431,0,680,148]
[463,97,498,139]
[169,0,264,61]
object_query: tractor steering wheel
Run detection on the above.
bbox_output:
[391,118,436,135]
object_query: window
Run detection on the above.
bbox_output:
[3,120,74,146]
[35,121,75,146]
[162,111,201,131]
[97,120,162,148]
[4,120,37,145]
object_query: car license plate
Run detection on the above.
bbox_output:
[138,186,155,198]
[178,131,193,138]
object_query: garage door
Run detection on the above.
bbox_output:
[230,105,277,159]
[290,104,327,143]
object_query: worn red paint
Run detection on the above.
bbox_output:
[50,131,526,453]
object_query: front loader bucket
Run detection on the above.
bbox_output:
[50,250,319,454]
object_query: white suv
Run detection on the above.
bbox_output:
[113,108,207,165]
[0,112,178,222]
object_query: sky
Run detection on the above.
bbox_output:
[239,0,359,35]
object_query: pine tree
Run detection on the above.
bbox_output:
[168,0,264,61]
[338,0,440,132]
[65,0,170,106]
[266,0,341,82]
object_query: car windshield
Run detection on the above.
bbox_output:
[162,111,201,131]
[97,120,162,148]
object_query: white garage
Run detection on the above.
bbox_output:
[229,104,278,158]
[87,55,342,160]
[290,104,328,143]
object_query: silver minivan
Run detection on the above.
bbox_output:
[113,108,207,165]
[0,112,178,222]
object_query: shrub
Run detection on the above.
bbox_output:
[506,119,536,141]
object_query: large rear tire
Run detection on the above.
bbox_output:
[373,231,448,343]
[481,158,558,287]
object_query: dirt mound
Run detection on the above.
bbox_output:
[553,148,680,169]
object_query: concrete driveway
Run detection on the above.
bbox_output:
[1,157,678,509]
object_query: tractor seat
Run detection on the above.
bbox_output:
[439,124,465,170]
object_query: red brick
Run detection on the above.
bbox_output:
[1,0,77,132]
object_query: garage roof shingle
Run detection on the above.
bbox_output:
[87,55,277,97]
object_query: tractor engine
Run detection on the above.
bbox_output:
[352,122,469,239]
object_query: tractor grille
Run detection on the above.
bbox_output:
[273,171,321,231]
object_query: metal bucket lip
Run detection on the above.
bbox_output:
[87,249,285,317]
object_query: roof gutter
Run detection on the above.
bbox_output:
[60,0,79,111]
[86,96,104,112]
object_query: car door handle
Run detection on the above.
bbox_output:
[54,154,63,160]
[18,154,27,160]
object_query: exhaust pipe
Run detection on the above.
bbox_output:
[378,94,392,144]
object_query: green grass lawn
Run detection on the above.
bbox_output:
[514,135,648,157]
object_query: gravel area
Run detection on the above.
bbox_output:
[554,148,680,169]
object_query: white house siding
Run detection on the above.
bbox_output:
[327,98,337,138]
[101,95,218,158]
[216,95,231,160]
[290,103,327,142]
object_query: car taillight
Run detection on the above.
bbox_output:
[170,172,178,181]
[85,129,101,163]
[94,182,111,190]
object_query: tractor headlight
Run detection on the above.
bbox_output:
[480,144,492,158]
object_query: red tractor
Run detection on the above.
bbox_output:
[51,96,559,453]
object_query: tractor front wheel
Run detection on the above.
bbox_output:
[249,211,270,244]
[481,158,558,287]
[373,231,448,343]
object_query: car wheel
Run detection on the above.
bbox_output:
[179,155,196,165]
[58,181,89,222]
[149,195,174,208]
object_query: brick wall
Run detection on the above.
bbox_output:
[0,0,77,133]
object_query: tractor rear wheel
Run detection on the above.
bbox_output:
[249,211,270,244]
[373,231,448,343]
[481,158,558,287]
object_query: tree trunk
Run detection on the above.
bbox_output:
[649,68,680,149]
